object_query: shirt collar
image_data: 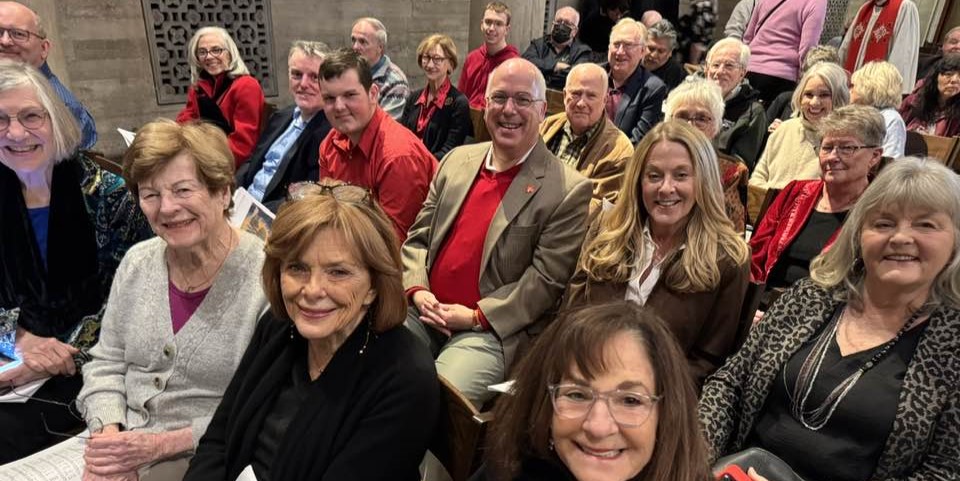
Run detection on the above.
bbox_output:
[483,143,536,172]
[331,107,386,158]
[562,116,602,143]
[416,78,452,108]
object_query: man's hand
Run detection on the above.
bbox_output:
[413,290,450,336]
[554,62,571,73]
[16,329,78,376]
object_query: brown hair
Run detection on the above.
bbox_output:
[319,48,374,91]
[485,301,711,481]
[485,1,512,24]
[122,118,235,212]
[261,192,407,332]
[417,34,459,73]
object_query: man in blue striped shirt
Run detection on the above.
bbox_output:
[0,2,97,149]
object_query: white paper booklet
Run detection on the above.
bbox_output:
[229,187,276,241]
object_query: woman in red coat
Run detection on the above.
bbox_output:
[177,26,264,167]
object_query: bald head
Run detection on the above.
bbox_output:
[564,63,608,135]
[484,58,548,163]
[0,1,49,67]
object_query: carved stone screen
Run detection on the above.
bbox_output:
[141,0,277,105]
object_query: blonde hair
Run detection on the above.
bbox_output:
[850,61,903,110]
[663,78,725,135]
[810,157,960,310]
[580,121,749,292]
[186,26,251,83]
[417,34,459,73]
[791,62,849,116]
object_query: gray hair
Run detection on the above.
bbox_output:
[851,61,903,110]
[811,157,960,310]
[611,17,647,44]
[0,60,80,161]
[663,77,725,134]
[353,17,388,49]
[566,62,609,95]
[555,6,580,26]
[186,26,250,83]
[791,62,849,117]
[289,40,330,61]
[802,45,840,72]
[817,104,886,147]
[707,37,750,67]
[647,19,677,51]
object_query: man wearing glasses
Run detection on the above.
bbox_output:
[605,17,666,144]
[403,58,592,408]
[704,38,766,171]
[521,6,593,91]
[0,1,96,149]
[458,1,520,109]
[236,41,332,208]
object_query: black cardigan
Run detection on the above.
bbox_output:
[183,311,441,481]
[400,85,472,160]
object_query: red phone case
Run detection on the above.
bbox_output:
[717,464,752,481]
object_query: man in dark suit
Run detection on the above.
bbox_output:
[236,41,332,208]
[606,17,667,144]
[402,58,592,407]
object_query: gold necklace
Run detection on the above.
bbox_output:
[169,229,236,292]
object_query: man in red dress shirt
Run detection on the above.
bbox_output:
[318,49,437,243]
[458,1,520,109]
[402,58,592,407]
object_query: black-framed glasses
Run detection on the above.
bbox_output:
[288,181,371,204]
[0,27,45,43]
[818,144,878,156]
[420,55,448,66]
[548,383,661,427]
[196,46,225,59]
[487,93,544,109]
[0,108,48,131]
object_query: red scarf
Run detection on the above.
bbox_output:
[844,0,902,72]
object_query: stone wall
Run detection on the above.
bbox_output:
[21,0,545,158]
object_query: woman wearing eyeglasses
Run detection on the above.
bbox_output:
[701,157,960,481]
[475,301,711,481]
[898,55,960,138]
[749,62,849,190]
[176,26,265,167]
[664,78,749,232]
[751,105,883,292]
[183,181,440,481]
[400,34,472,160]
[0,60,148,463]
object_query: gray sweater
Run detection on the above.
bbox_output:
[78,231,267,447]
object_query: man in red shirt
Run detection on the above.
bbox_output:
[458,1,520,109]
[318,49,437,243]
[402,58,592,407]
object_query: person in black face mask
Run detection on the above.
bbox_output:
[522,6,594,90]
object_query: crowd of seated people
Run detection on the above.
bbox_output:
[0,0,958,480]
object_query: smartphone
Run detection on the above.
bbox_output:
[717,465,752,481]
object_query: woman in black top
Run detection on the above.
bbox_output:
[400,34,472,160]
[700,157,960,481]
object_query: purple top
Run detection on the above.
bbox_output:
[742,0,826,82]
[168,281,210,334]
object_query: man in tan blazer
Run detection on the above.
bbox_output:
[402,58,592,407]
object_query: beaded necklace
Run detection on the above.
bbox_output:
[787,305,923,430]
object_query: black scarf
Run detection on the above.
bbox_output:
[0,158,100,338]
[196,71,236,135]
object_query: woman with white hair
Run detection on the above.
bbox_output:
[850,61,906,158]
[176,26,265,167]
[749,62,849,190]
[664,78,748,232]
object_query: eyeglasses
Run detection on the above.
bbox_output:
[674,112,714,128]
[0,27,45,43]
[548,383,661,427]
[939,70,960,79]
[553,19,577,29]
[196,47,226,59]
[420,55,448,66]
[288,181,371,204]
[482,18,507,29]
[487,93,544,109]
[0,108,48,131]
[609,41,641,52]
[0,383,94,439]
[818,144,878,156]
[708,61,742,72]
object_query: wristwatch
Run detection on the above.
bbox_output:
[471,309,484,332]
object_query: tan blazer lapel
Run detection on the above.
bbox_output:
[430,144,488,257]
[480,141,549,271]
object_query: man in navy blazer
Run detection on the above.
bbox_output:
[236,41,332,208]
[605,17,667,144]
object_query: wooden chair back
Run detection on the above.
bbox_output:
[84,151,123,176]
[920,133,960,167]
[546,89,565,116]
[430,376,493,481]
[904,130,927,157]
[469,107,490,143]
[746,186,779,227]
[260,101,277,135]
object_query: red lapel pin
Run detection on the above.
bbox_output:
[525,184,535,194]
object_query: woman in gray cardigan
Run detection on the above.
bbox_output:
[0,120,266,481]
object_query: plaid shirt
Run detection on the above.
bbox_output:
[546,118,603,168]
[371,55,410,120]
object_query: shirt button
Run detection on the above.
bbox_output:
[163,346,173,357]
